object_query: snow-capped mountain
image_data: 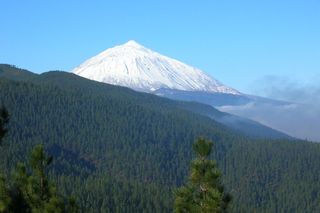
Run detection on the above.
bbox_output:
[71,41,312,141]
[72,40,240,95]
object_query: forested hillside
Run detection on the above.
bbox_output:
[0,64,320,212]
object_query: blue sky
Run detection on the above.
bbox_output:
[1,0,319,94]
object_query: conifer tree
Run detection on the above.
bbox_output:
[13,144,63,213]
[0,145,79,213]
[174,138,231,213]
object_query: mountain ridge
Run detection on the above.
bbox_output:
[0,64,290,139]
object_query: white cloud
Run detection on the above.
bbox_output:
[218,102,320,142]
[219,76,320,142]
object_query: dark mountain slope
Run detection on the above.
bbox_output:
[0,64,290,139]
[0,64,38,81]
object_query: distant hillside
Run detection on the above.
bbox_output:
[0,64,319,212]
[0,64,289,139]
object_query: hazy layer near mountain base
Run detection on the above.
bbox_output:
[218,103,320,142]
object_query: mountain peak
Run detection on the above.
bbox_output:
[72,42,240,95]
[123,40,143,48]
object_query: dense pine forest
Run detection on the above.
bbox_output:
[1,64,320,212]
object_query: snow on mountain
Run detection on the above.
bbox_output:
[72,40,240,95]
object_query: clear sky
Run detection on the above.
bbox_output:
[1,0,319,94]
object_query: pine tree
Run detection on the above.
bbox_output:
[0,145,79,213]
[174,138,231,213]
[12,145,65,213]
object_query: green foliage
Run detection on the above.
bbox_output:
[174,138,231,213]
[0,176,11,212]
[192,138,213,159]
[0,145,78,213]
[14,145,62,212]
[0,64,320,212]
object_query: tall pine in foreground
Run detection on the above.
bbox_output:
[1,145,79,213]
[174,138,231,213]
